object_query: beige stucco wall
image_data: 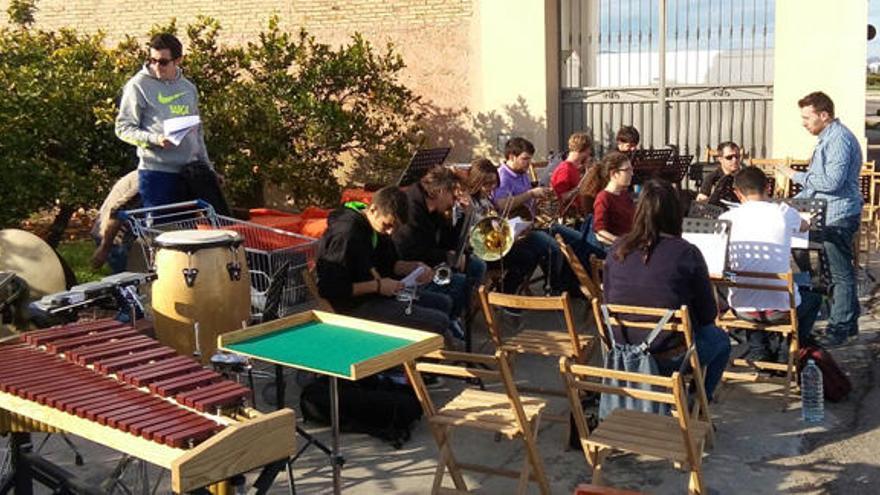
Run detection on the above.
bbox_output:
[471,0,551,159]
[772,0,868,159]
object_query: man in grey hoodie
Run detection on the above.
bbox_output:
[115,33,212,208]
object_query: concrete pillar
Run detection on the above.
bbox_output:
[772,0,868,159]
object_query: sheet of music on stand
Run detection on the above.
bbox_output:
[791,212,811,249]
[682,231,728,276]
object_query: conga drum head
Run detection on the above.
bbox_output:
[154,229,242,251]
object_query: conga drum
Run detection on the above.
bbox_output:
[151,230,250,363]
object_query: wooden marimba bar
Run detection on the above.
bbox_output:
[0,319,296,493]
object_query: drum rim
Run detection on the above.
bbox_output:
[154,229,243,251]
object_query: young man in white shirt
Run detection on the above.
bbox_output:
[720,166,822,362]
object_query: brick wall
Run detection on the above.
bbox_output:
[0,1,471,45]
[0,0,479,160]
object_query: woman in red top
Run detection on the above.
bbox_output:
[584,151,635,247]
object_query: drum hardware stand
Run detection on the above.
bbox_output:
[192,322,202,359]
[102,454,162,495]
[271,364,340,495]
[227,245,243,281]
[182,252,199,288]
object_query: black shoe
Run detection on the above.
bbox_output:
[742,348,774,363]
[815,331,847,348]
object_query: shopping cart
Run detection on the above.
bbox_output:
[121,200,318,319]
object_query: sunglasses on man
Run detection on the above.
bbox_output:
[723,154,741,161]
[147,57,175,67]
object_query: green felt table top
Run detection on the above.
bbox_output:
[222,321,416,378]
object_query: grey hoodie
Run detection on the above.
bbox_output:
[115,65,211,174]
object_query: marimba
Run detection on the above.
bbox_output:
[0,319,296,493]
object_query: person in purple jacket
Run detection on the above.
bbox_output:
[603,179,731,400]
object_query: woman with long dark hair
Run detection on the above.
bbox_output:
[602,179,730,400]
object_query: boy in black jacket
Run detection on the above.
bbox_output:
[317,186,452,334]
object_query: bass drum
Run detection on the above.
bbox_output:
[151,229,250,363]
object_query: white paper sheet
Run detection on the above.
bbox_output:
[163,116,201,145]
[400,265,426,288]
[682,232,728,276]
[508,216,532,238]
[791,212,811,249]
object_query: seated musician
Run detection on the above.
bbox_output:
[468,158,563,294]
[584,151,635,252]
[603,179,730,401]
[492,137,567,293]
[719,166,822,362]
[391,166,481,336]
[550,132,593,218]
[316,186,452,335]
[615,125,640,153]
[696,141,742,207]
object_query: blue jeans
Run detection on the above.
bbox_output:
[138,169,188,208]
[823,215,860,338]
[519,229,566,292]
[659,324,731,402]
[738,288,823,354]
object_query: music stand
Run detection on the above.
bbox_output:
[682,217,732,277]
[630,149,674,185]
[396,147,452,187]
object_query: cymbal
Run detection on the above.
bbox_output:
[0,229,66,301]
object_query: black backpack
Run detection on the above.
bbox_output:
[300,374,423,448]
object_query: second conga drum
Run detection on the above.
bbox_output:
[151,229,250,363]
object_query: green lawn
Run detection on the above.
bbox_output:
[56,239,111,284]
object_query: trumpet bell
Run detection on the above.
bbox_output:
[469,216,514,261]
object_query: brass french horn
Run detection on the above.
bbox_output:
[468,214,514,262]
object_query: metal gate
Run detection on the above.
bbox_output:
[560,0,775,158]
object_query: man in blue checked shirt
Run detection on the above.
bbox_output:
[779,91,863,346]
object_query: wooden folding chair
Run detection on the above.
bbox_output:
[561,351,711,495]
[478,286,597,440]
[749,157,790,198]
[404,349,550,495]
[713,270,800,409]
[555,234,602,302]
[588,255,604,298]
[589,301,713,432]
[479,287,596,366]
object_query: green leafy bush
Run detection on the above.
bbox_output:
[0,3,421,231]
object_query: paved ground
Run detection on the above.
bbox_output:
[4,254,880,494]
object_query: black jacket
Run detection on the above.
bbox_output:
[316,207,398,310]
[392,184,458,266]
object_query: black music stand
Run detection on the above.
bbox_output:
[687,201,724,220]
[396,147,451,187]
[630,149,674,185]
[682,217,732,277]
[669,154,694,190]
[776,198,833,293]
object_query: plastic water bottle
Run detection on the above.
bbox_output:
[801,359,824,424]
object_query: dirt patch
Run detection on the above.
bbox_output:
[18,207,98,242]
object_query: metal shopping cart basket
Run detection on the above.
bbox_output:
[121,200,318,319]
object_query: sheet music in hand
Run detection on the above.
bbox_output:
[163,116,201,146]
[400,265,427,288]
[508,217,532,238]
